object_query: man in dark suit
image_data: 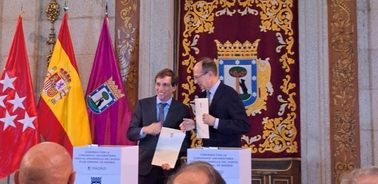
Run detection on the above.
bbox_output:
[180,57,250,147]
[127,68,191,184]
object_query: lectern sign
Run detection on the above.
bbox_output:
[187,147,251,184]
[73,146,138,184]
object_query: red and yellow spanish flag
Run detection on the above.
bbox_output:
[37,12,91,155]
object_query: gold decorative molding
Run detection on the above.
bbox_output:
[328,0,360,183]
[45,0,60,65]
[116,0,140,111]
[179,0,299,155]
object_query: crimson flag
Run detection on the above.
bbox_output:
[0,15,40,178]
[85,15,134,145]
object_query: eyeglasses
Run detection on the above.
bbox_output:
[155,83,172,88]
[193,72,208,80]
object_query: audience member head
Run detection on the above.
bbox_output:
[193,57,218,90]
[340,166,378,184]
[154,68,177,102]
[168,161,226,184]
[14,142,75,184]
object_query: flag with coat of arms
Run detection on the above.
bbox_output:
[0,14,40,178]
[37,11,92,155]
[85,14,134,145]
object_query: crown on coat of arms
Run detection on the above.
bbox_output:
[105,77,124,99]
[214,39,260,59]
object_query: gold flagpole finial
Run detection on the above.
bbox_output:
[19,3,26,17]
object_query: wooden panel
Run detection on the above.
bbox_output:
[272,175,293,184]
[327,0,360,183]
[252,177,264,184]
[252,159,301,184]
[115,0,140,111]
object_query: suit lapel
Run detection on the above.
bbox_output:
[210,82,225,110]
[149,97,158,122]
[164,99,179,127]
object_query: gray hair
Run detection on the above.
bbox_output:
[340,166,378,184]
[168,161,226,184]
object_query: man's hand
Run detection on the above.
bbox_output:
[162,163,171,170]
[180,118,195,132]
[143,122,162,136]
[202,114,216,126]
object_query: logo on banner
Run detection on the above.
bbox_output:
[86,77,125,114]
[91,176,102,184]
[215,39,273,116]
[42,66,72,104]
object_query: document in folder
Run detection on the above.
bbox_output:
[151,127,186,168]
[195,98,210,139]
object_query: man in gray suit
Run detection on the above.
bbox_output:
[127,68,191,184]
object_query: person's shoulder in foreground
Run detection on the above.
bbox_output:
[14,141,75,184]
[167,161,226,184]
[340,166,378,184]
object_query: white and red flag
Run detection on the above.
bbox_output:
[0,14,40,178]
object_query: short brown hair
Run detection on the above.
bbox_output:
[155,68,178,87]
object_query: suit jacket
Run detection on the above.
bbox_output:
[126,96,191,176]
[199,82,250,147]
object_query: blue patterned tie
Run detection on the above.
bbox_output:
[159,103,167,124]
[207,90,211,105]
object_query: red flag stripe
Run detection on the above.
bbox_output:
[58,13,79,73]
[37,99,73,154]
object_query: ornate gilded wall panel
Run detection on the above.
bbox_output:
[328,0,360,183]
[176,0,300,158]
[115,0,140,111]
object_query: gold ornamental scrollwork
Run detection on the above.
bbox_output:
[329,0,359,183]
[46,0,59,22]
[45,0,60,65]
[116,0,139,110]
[181,0,298,154]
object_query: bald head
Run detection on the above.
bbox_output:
[168,161,226,184]
[193,57,219,91]
[14,142,75,184]
[341,166,378,184]
[173,169,210,184]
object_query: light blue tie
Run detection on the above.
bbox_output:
[158,103,167,124]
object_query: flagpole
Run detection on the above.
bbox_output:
[7,175,9,184]
[64,1,68,12]
[106,0,108,14]
[20,3,26,17]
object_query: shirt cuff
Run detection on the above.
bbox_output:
[213,118,219,129]
[140,127,146,139]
